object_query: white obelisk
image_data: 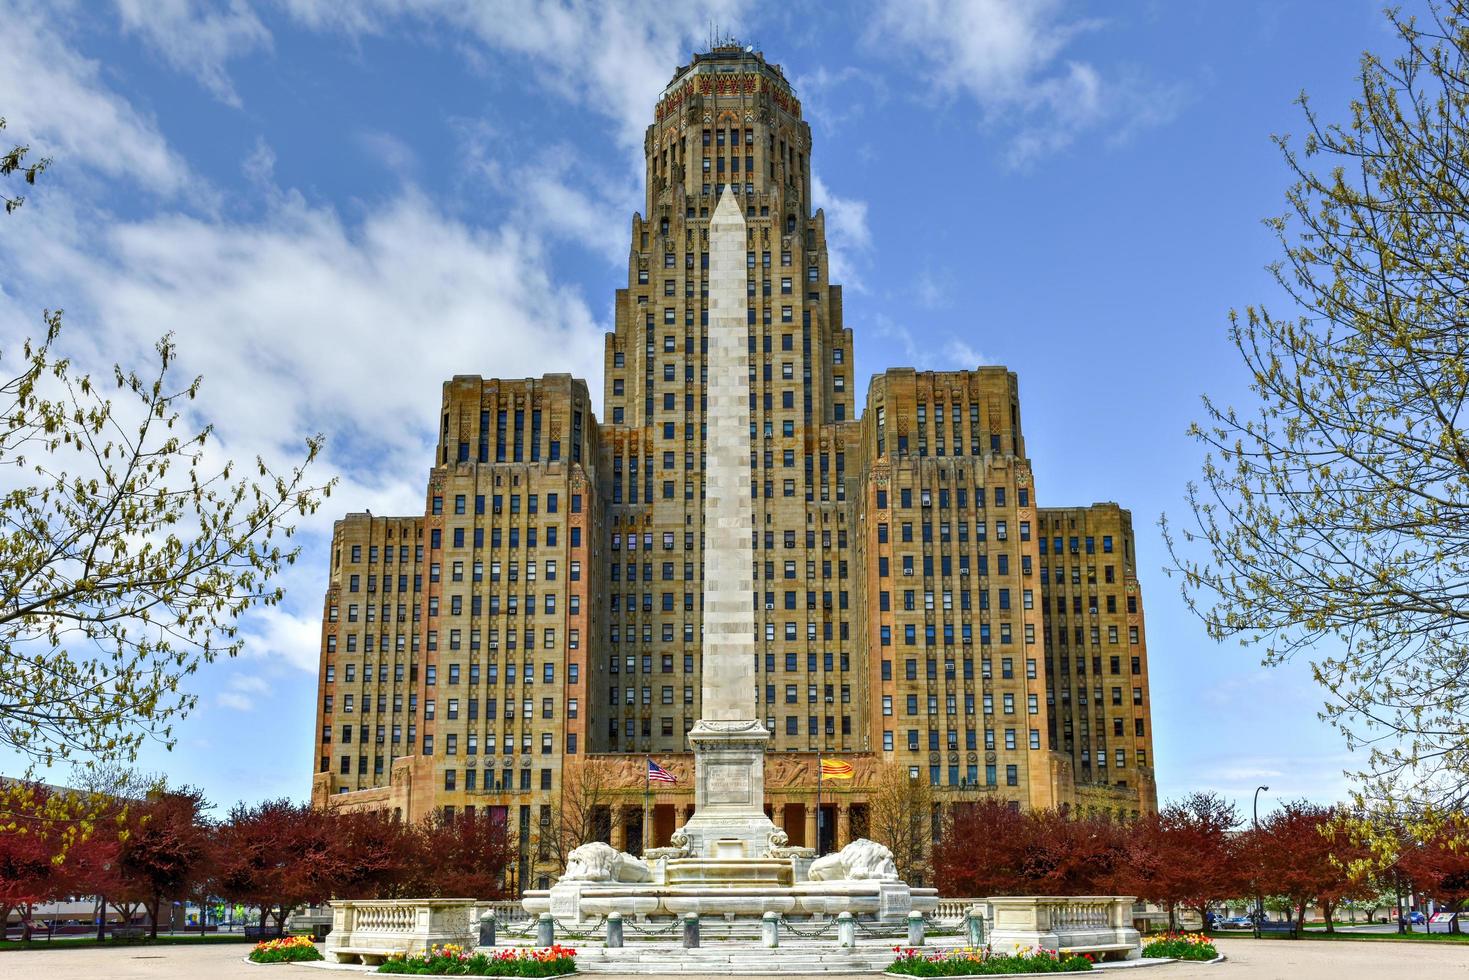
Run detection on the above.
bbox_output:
[675,190,781,859]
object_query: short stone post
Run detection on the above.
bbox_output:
[907,910,926,947]
[478,911,497,948]
[536,913,554,948]
[964,907,984,947]
[837,911,855,948]
[761,911,780,948]
[682,912,700,948]
[606,913,623,948]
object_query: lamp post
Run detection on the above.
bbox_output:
[1253,786,1269,939]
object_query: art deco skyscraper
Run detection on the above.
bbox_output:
[310,45,1159,886]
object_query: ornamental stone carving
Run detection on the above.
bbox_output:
[561,842,653,884]
[807,839,900,882]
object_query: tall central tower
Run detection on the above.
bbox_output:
[595,45,859,757]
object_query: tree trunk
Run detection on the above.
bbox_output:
[148,895,160,940]
[1167,902,1176,932]
[1295,901,1307,937]
[1322,900,1334,934]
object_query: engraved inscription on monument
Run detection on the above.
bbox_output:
[706,765,752,804]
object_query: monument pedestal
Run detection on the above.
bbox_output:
[672,720,783,861]
[521,191,937,931]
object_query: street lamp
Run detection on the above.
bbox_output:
[1253,786,1269,939]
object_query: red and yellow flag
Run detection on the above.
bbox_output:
[819,758,855,780]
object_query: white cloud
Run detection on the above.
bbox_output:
[113,0,272,107]
[868,0,1183,165]
[237,605,324,674]
[942,338,985,368]
[915,269,953,311]
[864,312,991,373]
[356,129,419,180]
[0,11,196,198]
[218,671,272,711]
[25,191,605,459]
[812,173,872,292]
[504,145,632,264]
[278,0,753,151]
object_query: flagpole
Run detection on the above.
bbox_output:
[644,757,650,854]
[817,758,823,856]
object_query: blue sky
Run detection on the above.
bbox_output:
[0,0,1402,821]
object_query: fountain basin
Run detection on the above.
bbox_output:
[665,857,791,887]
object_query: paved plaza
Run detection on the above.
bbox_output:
[1,937,1466,980]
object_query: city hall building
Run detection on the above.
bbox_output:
[309,45,1159,887]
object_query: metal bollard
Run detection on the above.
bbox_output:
[682,912,700,948]
[761,911,780,948]
[907,910,926,947]
[537,913,554,948]
[965,907,984,947]
[478,911,497,948]
[606,912,624,948]
[837,911,855,948]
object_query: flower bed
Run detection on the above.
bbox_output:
[1141,932,1218,961]
[378,944,577,976]
[249,935,324,963]
[887,946,1093,976]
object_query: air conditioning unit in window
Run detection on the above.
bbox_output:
[960,568,970,576]
[903,568,914,576]
[765,602,774,609]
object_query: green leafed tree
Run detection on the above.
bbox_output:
[0,311,331,772]
[1163,1,1469,813]
[1,116,48,214]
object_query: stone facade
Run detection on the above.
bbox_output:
[309,45,1158,889]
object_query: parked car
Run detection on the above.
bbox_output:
[1399,911,1427,925]
[1220,916,1254,930]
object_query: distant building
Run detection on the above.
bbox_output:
[309,45,1157,889]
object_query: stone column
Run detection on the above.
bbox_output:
[804,805,818,850]
[772,804,786,831]
[697,188,759,726]
[837,803,851,848]
[676,190,779,860]
[611,807,627,852]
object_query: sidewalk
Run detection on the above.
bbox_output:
[0,935,1466,979]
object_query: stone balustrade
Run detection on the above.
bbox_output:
[325,898,478,965]
[932,898,982,923]
[985,896,1141,961]
[480,899,532,924]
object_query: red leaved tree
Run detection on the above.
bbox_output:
[416,809,513,899]
[1243,800,1367,933]
[1399,812,1469,935]
[1019,807,1129,896]
[211,799,341,932]
[1123,792,1242,930]
[934,800,1030,896]
[934,800,1127,897]
[331,809,423,900]
[116,787,211,938]
[0,782,121,940]
[0,803,60,940]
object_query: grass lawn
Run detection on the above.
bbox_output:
[0,934,259,952]
[1211,928,1469,944]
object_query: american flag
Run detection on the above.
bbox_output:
[647,758,677,783]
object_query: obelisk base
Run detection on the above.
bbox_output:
[671,719,783,859]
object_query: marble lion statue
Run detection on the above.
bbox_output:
[808,838,901,882]
[561,841,654,883]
